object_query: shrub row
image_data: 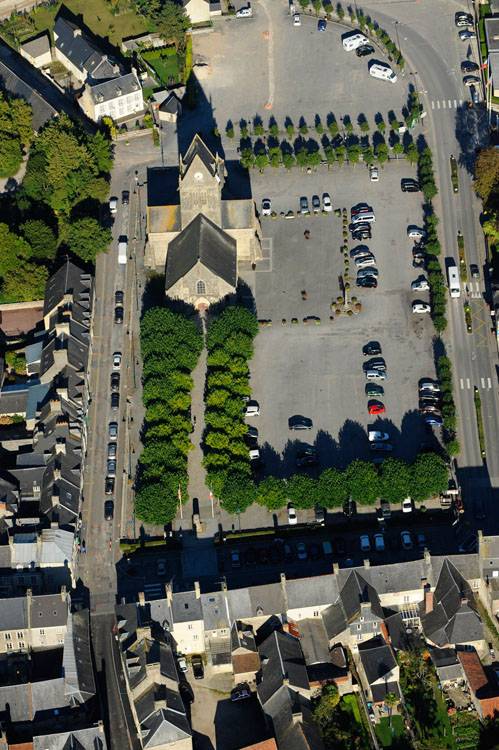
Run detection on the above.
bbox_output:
[418,146,438,202]
[135,308,203,525]
[436,356,460,456]
[203,307,259,513]
[422,206,448,334]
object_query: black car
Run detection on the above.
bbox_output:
[289,415,313,430]
[334,537,346,556]
[470,264,480,278]
[308,542,322,560]
[111,392,120,410]
[192,656,204,679]
[356,43,374,57]
[111,372,120,391]
[473,498,486,520]
[104,499,114,520]
[115,290,124,304]
[364,357,386,372]
[412,255,426,269]
[351,226,372,241]
[121,190,130,205]
[356,276,377,288]
[296,448,319,467]
[461,60,479,73]
[363,341,382,356]
[455,11,473,26]
[343,499,357,518]
[244,547,257,565]
[105,476,114,495]
[401,178,420,193]
[114,305,124,324]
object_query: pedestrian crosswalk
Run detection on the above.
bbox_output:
[466,281,482,299]
[459,377,493,390]
[430,99,463,110]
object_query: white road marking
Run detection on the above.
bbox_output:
[431,100,435,109]
[488,377,492,389]
[448,99,452,108]
[481,377,486,388]
[442,100,446,108]
[459,99,463,105]
[466,378,471,389]
[437,100,441,109]
[460,378,464,389]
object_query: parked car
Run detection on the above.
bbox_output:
[407,226,425,239]
[109,197,117,215]
[365,369,386,380]
[400,530,413,550]
[231,683,252,701]
[111,372,120,391]
[416,533,427,552]
[412,302,431,314]
[244,401,260,417]
[363,341,382,356]
[261,198,272,216]
[411,276,430,291]
[115,290,124,304]
[401,178,420,192]
[114,305,124,324]
[364,357,386,372]
[425,414,443,426]
[315,506,325,525]
[368,402,385,415]
[419,380,440,392]
[105,477,114,495]
[289,415,313,430]
[351,226,372,241]
[360,534,371,553]
[107,459,116,477]
[369,165,379,182]
[459,29,476,40]
[104,499,114,520]
[293,13,301,26]
[365,383,384,397]
[296,542,308,561]
[191,656,204,679]
[296,447,319,467]
[236,6,252,17]
[288,504,298,525]
[374,533,385,552]
[470,264,480,278]
[107,442,117,459]
[312,194,321,212]
[108,421,118,440]
[299,196,309,213]
[317,18,327,31]
[343,499,357,518]
[402,497,413,513]
[463,74,480,86]
[455,11,473,26]
[322,192,332,211]
[113,351,122,370]
[177,656,188,672]
[355,254,376,268]
[370,442,393,452]
[357,266,378,278]
[231,549,241,568]
[111,392,120,410]
[356,43,375,57]
[470,85,480,104]
[121,190,130,205]
[356,276,377,288]
[461,60,479,73]
[368,430,390,442]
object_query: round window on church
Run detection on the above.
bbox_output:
[196,280,206,295]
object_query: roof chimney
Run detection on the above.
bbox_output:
[333,562,339,574]
[424,585,433,614]
[165,583,172,606]
[360,601,371,615]
[194,581,201,599]
[138,591,145,606]
[60,585,66,601]
[363,558,370,569]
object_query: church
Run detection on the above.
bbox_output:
[145,134,262,309]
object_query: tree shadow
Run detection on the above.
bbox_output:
[454,102,490,175]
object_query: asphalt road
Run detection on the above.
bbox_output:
[358,1,499,508]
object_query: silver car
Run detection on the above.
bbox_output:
[355,254,376,268]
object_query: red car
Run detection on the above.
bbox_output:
[368,402,385,415]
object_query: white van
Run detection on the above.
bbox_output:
[447,264,461,298]
[118,238,128,265]
[366,370,387,380]
[109,197,117,215]
[244,402,260,417]
[369,62,397,83]
[342,31,369,51]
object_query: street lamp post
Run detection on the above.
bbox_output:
[393,20,401,55]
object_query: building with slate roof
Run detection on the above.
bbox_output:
[0,589,68,654]
[231,620,260,683]
[79,70,144,123]
[356,635,401,705]
[53,15,120,85]
[146,134,262,305]
[19,34,52,69]
[428,647,465,686]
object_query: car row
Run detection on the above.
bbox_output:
[362,341,387,417]
[230,537,328,566]
[360,530,423,554]
[418,379,443,426]
[351,204,378,288]
[299,193,333,214]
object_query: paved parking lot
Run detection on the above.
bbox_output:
[194,7,410,138]
[239,160,437,473]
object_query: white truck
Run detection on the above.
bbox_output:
[118,236,128,265]
[447,263,460,298]
[369,62,397,83]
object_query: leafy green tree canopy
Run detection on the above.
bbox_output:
[65,217,112,263]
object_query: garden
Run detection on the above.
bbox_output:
[141,46,182,87]
[312,685,371,750]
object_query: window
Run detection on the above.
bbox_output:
[188,624,193,630]
[16,632,23,639]
[6,643,12,650]
[357,624,362,631]
[193,634,198,640]
[196,280,206,295]
[357,634,362,641]
[313,610,319,617]
[403,595,410,604]
[18,642,25,649]
[39,629,45,636]
[4,633,11,641]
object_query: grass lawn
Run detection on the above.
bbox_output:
[375,716,406,747]
[142,48,182,86]
[14,0,150,47]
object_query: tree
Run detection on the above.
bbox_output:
[220,473,256,514]
[345,460,380,505]
[482,214,499,242]
[317,468,348,508]
[286,474,318,508]
[384,692,398,729]
[405,141,418,165]
[0,222,48,303]
[0,135,22,178]
[313,684,340,729]
[256,476,287,510]
[20,220,57,261]
[379,458,412,505]
[299,0,310,9]
[155,0,190,48]
[135,478,181,524]
[474,146,499,202]
[255,152,269,172]
[410,452,448,503]
[65,218,112,263]
[87,130,113,173]
[375,142,389,165]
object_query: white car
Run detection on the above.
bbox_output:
[459,28,476,40]
[177,656,188,672]
[249,448,260,461]
[355,255,376,268]
[322,193,332,212]
[374,533,385,552]
[401,530,413,550]
[411,277,429,291]
[293,13,301,26]
[288,504,298,525]
[407,226,425,239]
[113,352,122,370]
[360,534,371,553]
[412,302,431,314]
[419,381,440,392]
[244,402,260,417]
[370,166,379,182]
[402,497,413,513]
[236,6,252,17]
[109,197,117,215]
[261,198,271,216]
[368,431,389,442]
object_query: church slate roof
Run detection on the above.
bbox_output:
[165,213,237,290]
[181,133,218,177]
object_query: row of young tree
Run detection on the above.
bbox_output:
[0,91,33,178]
[203,307,259,512]
[0,113,113,303]
[435,356,459,456]
[135,308,203,525]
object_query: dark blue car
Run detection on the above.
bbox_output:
[318,19,327,31]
